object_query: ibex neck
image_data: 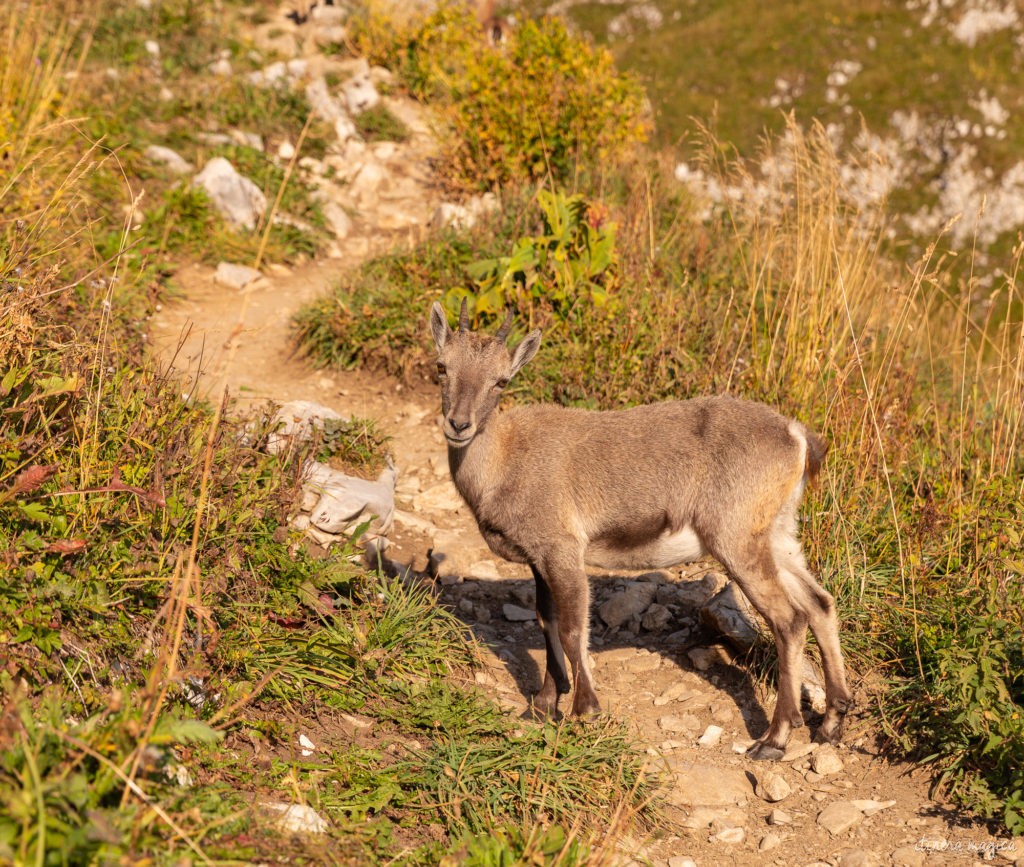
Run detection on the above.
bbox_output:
[446,424,498,510]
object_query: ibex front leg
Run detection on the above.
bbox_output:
[531,566,571,716]
[538,551,600,717]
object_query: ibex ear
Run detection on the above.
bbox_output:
[509,329,542,377]
[430,302,452,351]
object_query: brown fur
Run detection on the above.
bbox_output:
[429,304,852,759]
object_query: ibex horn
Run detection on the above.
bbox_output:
[495,307,514,342]
[459,297,470,331]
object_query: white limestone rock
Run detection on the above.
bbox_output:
[266,400,348,456]
[192,157,266,230]
[213,262,262,290]
[260,800,329,834]
[304,459,396,537]
[144,144,194,176]
[341,59,381,115]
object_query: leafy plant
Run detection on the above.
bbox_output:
[447,190,619,325]
[352,5,650,190]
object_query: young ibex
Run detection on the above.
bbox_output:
[429,301,852,760]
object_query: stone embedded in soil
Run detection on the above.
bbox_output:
[849,799,896,815]
[755,771,793,803]
[686,644,733,671]
[667,858,697,867]
[836,849,883,867]
[711,826,745,844]
[641,602,673,631]
[759,832,784,852]
[782,741,818,762]
[261,800,329,834]
[502,603,535,622]
[768,808,793,825]
[192,157,267,230]
[811,744,845,776]
[680,806,747,832]
[213,261,263,289]
[817,800,865,835]
[659,714,700,735]
[598,581,658,628]
[144,144,194,175]
[697,724,724,747]
[890,845,927,867]
[666,761,751,807]
[414,481,463,513]
[654,682,702,706]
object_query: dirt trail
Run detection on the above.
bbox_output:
[147,27,1020,867]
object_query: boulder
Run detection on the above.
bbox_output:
[598,581,658,628]
[192,157,266,230]
[266,400,347,456]
[304,459,396,537]
[341,59,381,114]
[144,144,194,176]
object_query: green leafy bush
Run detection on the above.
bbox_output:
[353,5,650,190]
[447,190,619,324]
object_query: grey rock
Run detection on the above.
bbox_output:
[811,744,845,776]
[836,849,882,867]
[428,530,505,581]
[321,201,353,239]
[816,801,864,835]
[680,805,746,831]
[598,581,658,628]
[193,157,267,230]
[666,761,751,807]
[266,400,347,455]
[654,682,701,706]
[687,644,733,671]
[659,714,700,734]
[711,826,744,844]
[697,724,724,747]
[213,261,262,290]
[641,602,673,632]
[755,771,793,803]
[414,481,463,513]
[144,144,194,176]
[502,603,536,622]
[800,655,828,713]
[700,580,764,648]
[341,59,381,114]
[890,846,926,867]
[260,800,329,833]
[849,799,896,815]
[305,459,396,537]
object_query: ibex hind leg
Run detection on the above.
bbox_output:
[719,543,809,761]
[785,561,853,745]
[530,567,571,718]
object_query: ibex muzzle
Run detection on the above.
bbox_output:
[429,301,852,760]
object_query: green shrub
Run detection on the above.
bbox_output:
[352,5,650,190]
[447,190,619,324]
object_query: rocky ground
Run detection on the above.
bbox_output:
[147,4,1022,865]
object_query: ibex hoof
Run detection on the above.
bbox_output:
[813,724,843,746]
[746,740,786,762]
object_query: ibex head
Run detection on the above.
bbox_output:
[429,300,542,447]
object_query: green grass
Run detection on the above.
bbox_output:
[295,115,1024,832]
[1,3,658,860]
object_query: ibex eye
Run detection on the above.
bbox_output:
[436,363,447,376]
[495,377,509,389]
